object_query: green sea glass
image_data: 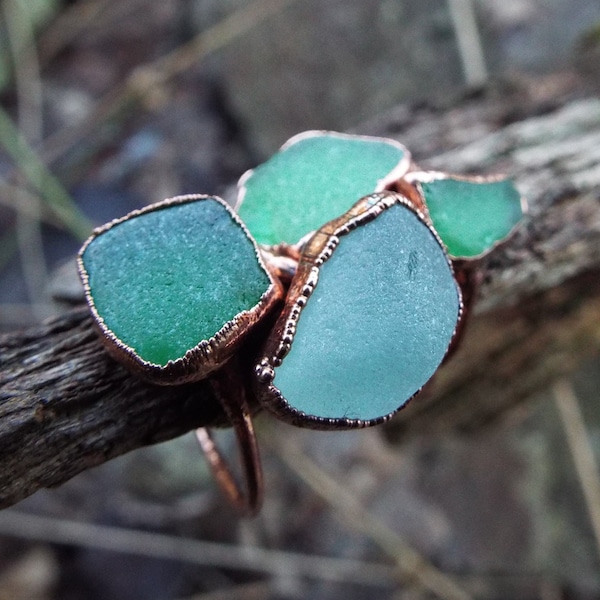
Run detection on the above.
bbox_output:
[267,200,461,423]
[237,131,409,246]
[419,176,523,258]
[80,197,272,368]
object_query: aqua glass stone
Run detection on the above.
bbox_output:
[417,175,524,258]
[79,195,280,383]
[237,131,410,246]
[256,193,461,426]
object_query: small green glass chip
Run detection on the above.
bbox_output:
[410,173,525,259]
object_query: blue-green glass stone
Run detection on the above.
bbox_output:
[420,177,523,258]
[237,132,409,246]
[81,197,272,368]
[271,202,460,422]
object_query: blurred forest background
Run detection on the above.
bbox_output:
[0,0,600,599]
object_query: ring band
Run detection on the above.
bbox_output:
[196,363,264,516]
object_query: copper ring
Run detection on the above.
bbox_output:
[195,369,264,517]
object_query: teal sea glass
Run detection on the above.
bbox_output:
[79,195,280,383]
[256,193,462,427]
[412,174,524,259]
[237,131,410,246]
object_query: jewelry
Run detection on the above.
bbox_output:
[78,131,526,515]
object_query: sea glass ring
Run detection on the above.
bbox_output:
[78,194,284,515]
[77,130,526,517]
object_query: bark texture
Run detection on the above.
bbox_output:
[1,79,600,507]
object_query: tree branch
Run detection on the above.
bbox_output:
[0,307,228,508]
[2,78,599,508]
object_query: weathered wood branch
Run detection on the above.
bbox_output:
[1,79,600,508]
[366,85,600,439]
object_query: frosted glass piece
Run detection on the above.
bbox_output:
[237,131,409,245]
[421,177,523,258]
[273,203,460,422]
[81,197,272,367]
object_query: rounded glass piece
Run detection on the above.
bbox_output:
[418,175,524,258]
[237,131,410,246]
[79,195,280,383]
[258,194,461,426]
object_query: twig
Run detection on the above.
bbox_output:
[553,378,600,564]
[446,0,487,86]
[4,0,49,320]
[38,0,301,169]
[266,433,473,600]
[0,510,399,587]
[37,0,148,65]
[174,581,271,600]
[0,107,93,240]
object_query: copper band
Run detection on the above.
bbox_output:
[196,365,264,516]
